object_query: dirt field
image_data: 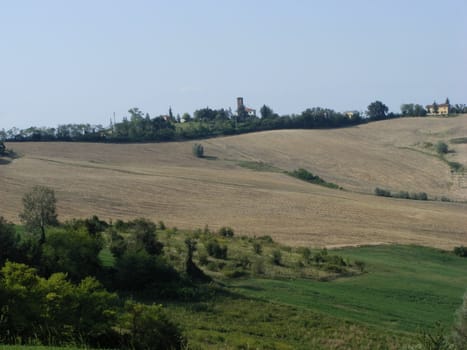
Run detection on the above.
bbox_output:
[1,115,466,249]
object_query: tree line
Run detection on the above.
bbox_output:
[2,99,465,143]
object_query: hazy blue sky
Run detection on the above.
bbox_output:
[1,0,466,129]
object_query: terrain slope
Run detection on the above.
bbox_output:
[1,115,466,249]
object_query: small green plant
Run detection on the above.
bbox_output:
[192,143,204,158]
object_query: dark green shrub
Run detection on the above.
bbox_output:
[375,187,391,197]
[448,161,464,172]
[120,301,186,350]
[205,240,228,259]
[252,242,263,255]
[218,226,234,238]
[192,143,204,158]
[223,269,248,278]
[410,192,428,200]
[297,247,312,264]
[289,168,339,189]
[354,260,366,272]
[236,255,251,269]
[257,235,274,243]
[198,252,209,266]
[454,246,467,257]
[252,259,265,275]
[435,141,449,154]
[324,264,346,273]
[271,249,282,266]
[396,191,410,199]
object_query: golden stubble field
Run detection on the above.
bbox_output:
[1,115,466,249]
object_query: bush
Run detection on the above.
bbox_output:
[192,143,204,158]
[252,242,263,255]
[454,246,467,258]
[297,247,312,264]
[218,226,234,238]
[289,168,339,189]
[410,192,428,201]
[435,141,449,155]
[354,260,366,272]
[271,249,282,266]
[205,240,228,259]
[375,187,392,197]
[252,259,265,275]
[119,301,186,350]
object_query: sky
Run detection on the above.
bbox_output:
[1,0,466,129]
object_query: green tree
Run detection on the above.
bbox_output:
[366,101,389,120]
[0,141,5,155]
[19,185,58,244]
[260,105,274,119]
[192,143,204,158]
[41,226,103,281]
[0,217,20,265]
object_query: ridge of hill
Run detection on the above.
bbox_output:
[1,115,466,249]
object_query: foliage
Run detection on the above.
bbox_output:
[0,141,5,155]
[375,187,392,197]
[271,249,282,265]
[41,226,103,282]
[0,261,118,347]
[289,168,340,189]
[114,251,177,290]
[19,186,58,244]
[252,241,263,255]
[205,239,228,259]
[453,292,467,349]
[185,238,210,282]
[436,141,449,155]
[375,187,429,201]
[119,301,185,350]
[0,217,20,265]
[454,246,467,258]
[218,226,234,238]
[366,100,389,120]
[416,322,452,350]
[401,103,427,117]
[192,143,204,158]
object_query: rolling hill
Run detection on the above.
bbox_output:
[1,115,466,249]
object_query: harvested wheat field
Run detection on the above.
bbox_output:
[1,115,466,249]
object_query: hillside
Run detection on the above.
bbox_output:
[1,115,466,249]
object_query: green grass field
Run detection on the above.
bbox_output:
[229,245,467,333]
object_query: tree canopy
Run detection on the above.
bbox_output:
[19,185,58,244]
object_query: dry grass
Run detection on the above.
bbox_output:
[1,115,466,249]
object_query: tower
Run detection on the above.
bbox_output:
[237,97,244,111]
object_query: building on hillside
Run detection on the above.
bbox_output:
[237,97,256,117]
[426,102,450,115]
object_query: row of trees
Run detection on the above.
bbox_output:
[2,98,465,143]
[0,101,407,143]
